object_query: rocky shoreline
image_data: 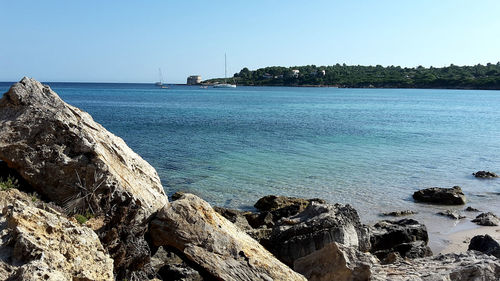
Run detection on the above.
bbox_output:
[0,78,499,280]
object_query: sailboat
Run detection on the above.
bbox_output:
[213,53,236,88]
[155,68,169,88]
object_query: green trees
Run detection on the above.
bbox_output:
[206,63,500,89]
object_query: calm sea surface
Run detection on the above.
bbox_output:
[1,82,500,246]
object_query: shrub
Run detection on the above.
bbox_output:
[0,176,18,191]
[74,214,88,224]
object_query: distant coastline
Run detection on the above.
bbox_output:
[204,62,500,90]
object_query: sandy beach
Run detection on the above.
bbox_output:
[439,222,500,254]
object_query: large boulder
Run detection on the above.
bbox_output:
[293,242,378,281]
[370,219,432,260]
[0,78,169,278]
[149,193,306,281]
[266,201,371,266]
[372,252,500,280]
[0,77,168,221]
[469,235,500,258]
[413,186,466,205]
[0,188,114,280]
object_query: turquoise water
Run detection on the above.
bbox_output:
[1,83,500,230]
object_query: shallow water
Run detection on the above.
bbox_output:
[2,82,500,250]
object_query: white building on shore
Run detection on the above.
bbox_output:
[187,75,202,85]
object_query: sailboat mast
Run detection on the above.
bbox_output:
[158,68,163,84]
[224,53,227,83]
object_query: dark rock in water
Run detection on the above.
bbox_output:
[254,195,321,212]
[472,212,500,226]
[437,209,466,220]
[469,235,500,258]
[465,206,480,212]
[413,186,466,205]
[370,219,432,260]
[473,171,499,178]
[266,201,371,266]
[381,210,417,217]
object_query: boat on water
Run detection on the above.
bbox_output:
[156,68,169,88]
[213,53,236,88]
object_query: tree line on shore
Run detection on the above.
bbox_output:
[205,62,500,89]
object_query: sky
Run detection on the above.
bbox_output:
[1,0,500,83]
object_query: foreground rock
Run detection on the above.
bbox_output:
[266,200,371,266]
[469,235,500,258]
[150,193,306,281]
[0,188,113,280]
[472,212,500,226]
[413,186,466,205]
[473,171,499,178]
[370,219,432,260]
[293,242,378,281]
[0,78,169,278]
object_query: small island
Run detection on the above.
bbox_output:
[204,63,500,90]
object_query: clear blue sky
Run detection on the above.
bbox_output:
[2,0,500,83]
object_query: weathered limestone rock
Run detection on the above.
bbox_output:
[469,234,500,258]
[150,193,306,281]
[473,171,499,178]
[472,212,500,226]
[0,188,114,281]
[0,77,168,220]
[0,78,169,277]
[293,242,378,281]
[267,201,371,266]
[413,186,466,205]
[370,219,432,260]
[372,252,500,280]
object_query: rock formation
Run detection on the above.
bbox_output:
[0,188,114,280]
[266,200,371,266]
[413,186,466,205]
[469,235,500,258]
[436,209,465,220]
[381,210,417,217]
[473,171,499,178]
[372,252,500,280]
[472,212,500,226]
[150,193,306,281]
[370,219,432,260]
[293,242,377,281]
[0,78,169,278]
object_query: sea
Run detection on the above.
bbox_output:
[1,82,500,250]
